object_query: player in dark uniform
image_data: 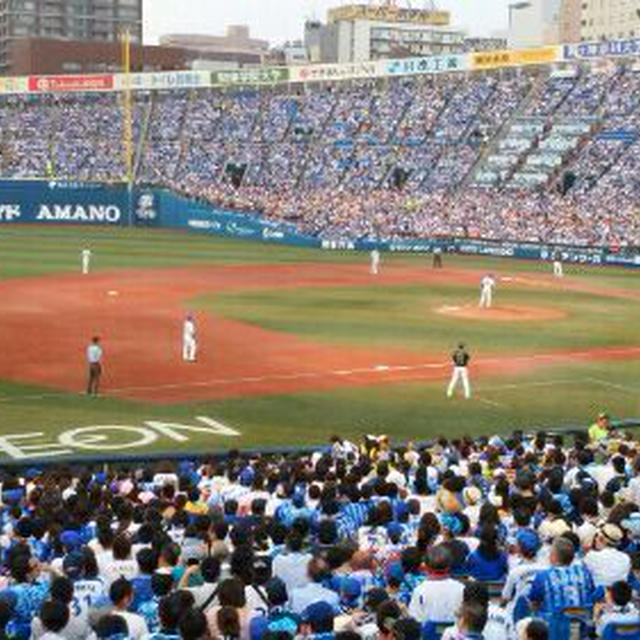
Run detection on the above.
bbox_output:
[446,342,471,399]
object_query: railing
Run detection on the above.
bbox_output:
[1,419,638,471]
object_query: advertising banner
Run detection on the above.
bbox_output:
[290,61,378,83]
[0,181,128,225]
[116,71,211,91]
[563,38,640,60]
[0,76,29,94]
[149,188,320,248]
[28,74,114,93]
[470,46,559,70]
[212,67,289,87]
[0,181,637,268]
[382,54,467,77]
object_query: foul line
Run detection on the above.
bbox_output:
[586,376,639,397]
[105,346,640,396]
[1,349,640,403]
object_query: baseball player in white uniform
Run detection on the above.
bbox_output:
[447,343,471,399]
[81,248,92,275]
[182,314,197,362]
[552,251,563,278]
[479,274,496,308]
[370,249,380,275]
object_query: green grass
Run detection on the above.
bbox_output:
[203,283,640,353]
[0,226,639,461]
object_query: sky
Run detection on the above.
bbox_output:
[143,0,511,46]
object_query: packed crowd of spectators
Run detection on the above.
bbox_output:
[1,65,639,247]
[1,417,640,639]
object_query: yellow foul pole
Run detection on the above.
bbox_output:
[121,28,134,185]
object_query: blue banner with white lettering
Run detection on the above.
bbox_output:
[136,187,320,247]
[0,180,129,225]
[1,180,638,267]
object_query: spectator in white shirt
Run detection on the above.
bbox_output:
[99,535,138,587]
[408,544,464,624]
[290,558,340,614]
[108,578,148,639]
[595,581,640,636]
[36,599,72,640]
[32,577,94,640]
[272,531,313,596]
[584,523,631,588]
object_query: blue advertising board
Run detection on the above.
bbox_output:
[0,180,129,225]
[0,180,638,268]
[136,187,320,248]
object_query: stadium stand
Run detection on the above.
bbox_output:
[2,64,640,247]
[0,424,640,638]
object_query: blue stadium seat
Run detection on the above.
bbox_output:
[601,621,640,640]
[549,606,593,640]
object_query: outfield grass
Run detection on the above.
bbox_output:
[0,226,638,461]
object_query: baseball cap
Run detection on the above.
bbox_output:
[516,529,541,555]
[302,601,335,627]
[60,530,82,550]
[339,577,362,606]
[440,513,463,536]
[239,467,254,487]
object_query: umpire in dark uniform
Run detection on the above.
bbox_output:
[86,336,103,396]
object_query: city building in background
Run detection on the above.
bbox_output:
[463,36,507,52]
[508,0,640,48]
[159,25,269,62]
[580,0,640,41]
[558,0,581,43]
[304,2,465,63]
[5,36,260,75]
[507,0,562,49]
[0,0,142,73]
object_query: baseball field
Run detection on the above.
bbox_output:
[0,225,639,461]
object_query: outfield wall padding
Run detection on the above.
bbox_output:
[0,180,638,266]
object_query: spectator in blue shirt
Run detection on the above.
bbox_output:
[465,525,508,582]
[131,548,158,611]
[529,537,597,617]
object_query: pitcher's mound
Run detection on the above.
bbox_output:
[435,305,565,322]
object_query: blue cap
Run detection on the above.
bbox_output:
[302,601,335,626]
[339,577,362,605]
[60,530,82,550]
[516,529,541,555]
[239,467,254,486]
[386,561,405,583]
[440,513,463,535]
